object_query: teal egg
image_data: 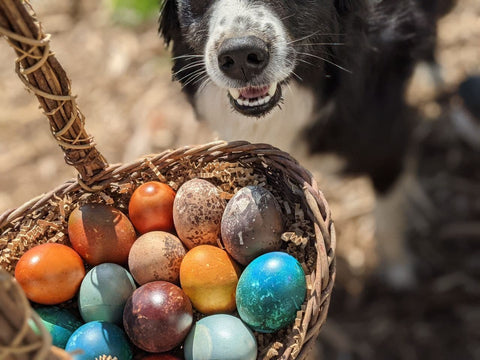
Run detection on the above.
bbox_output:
[33,307,83,348]
[236,252,307,333]
[79,263,136,324]
[66,321,132,360]
[184,314,257,360]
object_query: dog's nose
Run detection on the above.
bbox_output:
[217,36,269,81]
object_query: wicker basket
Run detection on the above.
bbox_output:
[0,1,336,359]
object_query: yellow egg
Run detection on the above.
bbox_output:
[180,245,241,314]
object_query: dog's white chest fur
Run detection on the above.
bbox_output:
[194,82,316,154]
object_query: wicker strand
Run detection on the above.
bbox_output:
[0,270,68,360]
[0,0,108,182]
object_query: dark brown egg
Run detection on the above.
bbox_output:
[221,186,284,265]
[173,179,226,249]
[123,281,193,353]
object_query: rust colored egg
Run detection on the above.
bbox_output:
[140,355,182,360]
[14,243,85,305]
[128,231,186,285]
[173,179,226,249]
[123,281,193,353]
[128,182,176,234]
[180,245,241,314]
[68,203,136,266]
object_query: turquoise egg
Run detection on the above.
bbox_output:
[184,314,257,360]
[33,307,83,349]
[79,263,136,324]
[236,252,307,333]
[66,321,132,360]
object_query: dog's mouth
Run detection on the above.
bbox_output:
[227,83,282,117]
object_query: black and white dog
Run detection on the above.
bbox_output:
[158,0,451,286]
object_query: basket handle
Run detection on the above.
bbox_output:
[0,0,108,185]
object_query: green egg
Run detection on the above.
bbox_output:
[34,306,83,349]
[79,263,137,324]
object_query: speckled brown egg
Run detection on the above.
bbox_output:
[173,179,226,249]
[128,231,186,285]
[221,185,284,265]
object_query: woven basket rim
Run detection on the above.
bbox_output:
[0,1,336,359]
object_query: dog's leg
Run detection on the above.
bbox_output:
[374,171,417,289]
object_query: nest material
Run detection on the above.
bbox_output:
[0,1,336,359]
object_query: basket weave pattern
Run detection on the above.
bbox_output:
[0,1,336,359]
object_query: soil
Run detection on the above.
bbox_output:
[0,1,479,359]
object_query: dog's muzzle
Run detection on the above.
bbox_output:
[217,36,282,117]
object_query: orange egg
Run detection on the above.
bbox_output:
[68,203,137,266]
[14,243,85,305]
[180,245,241,314]
[128,182,176,234]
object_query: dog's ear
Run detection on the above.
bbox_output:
[158,0,180,45]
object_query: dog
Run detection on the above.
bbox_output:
[158,0,450,287]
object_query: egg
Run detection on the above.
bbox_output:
[180,245,241,314]
[128,181,176,234]
[65,321,132,360]
[14,243,85,305]
[184,314,257,360]
[128,231,186,285]
[236,252,307,333]
[140,355,182,360]
[173,179,226,248]
[78,263,136,324]
[34,307,83,349]
[123,281,193,353]
[221,185,284,265]
[68,203,137,266]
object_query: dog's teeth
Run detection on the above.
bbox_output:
[229,88,240,100]
[268,83,277,97]
[237,98,246,106]
[251,100,260,107]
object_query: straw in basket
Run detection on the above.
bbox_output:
[0,1,336,359]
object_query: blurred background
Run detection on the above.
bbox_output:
[0,0,479,359]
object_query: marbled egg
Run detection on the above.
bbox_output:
[221,185,284,265]
[236,252,307,333]
[180,245,241,314]
[65,321,132,360]
[128,231,186,285]
[68,203,137,266]
[173,179,226,249]
[78,263,136,324]
[123,281,193,353]
[34,307,83,349]
[184,314,257,360]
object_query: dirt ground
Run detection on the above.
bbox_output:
[0,1,479,359]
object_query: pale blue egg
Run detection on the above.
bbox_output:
[236,252,307,333]
[184,314,257,360]
[78,263,136,324]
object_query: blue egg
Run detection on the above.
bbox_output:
[34,307,83,349]
[236,252,307,333]
[79,263,136,324]
[66,321,132,360]
[184,314,257,360]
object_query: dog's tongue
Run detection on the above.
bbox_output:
[240,86,269,99]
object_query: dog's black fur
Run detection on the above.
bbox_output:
[158,0,448,194]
